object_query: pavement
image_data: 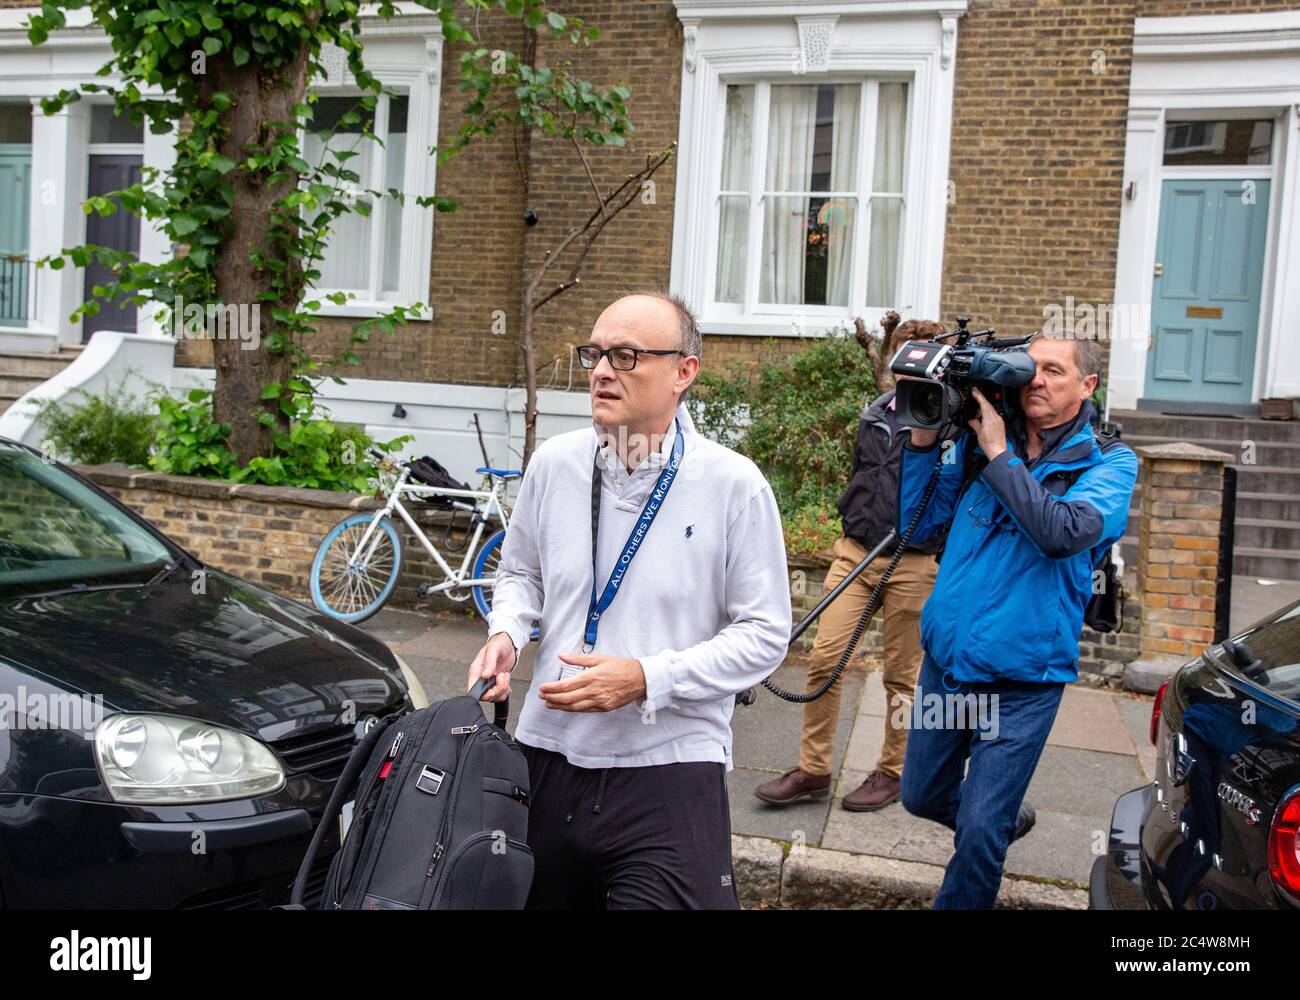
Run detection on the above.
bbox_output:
[360,604,1187,909]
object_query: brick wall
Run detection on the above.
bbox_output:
[171,1,687,390]
[1076,572,1142,687]
[940,0,1135,359]
[75,464,492,620]
[512,1,684,384]
[1131,443,1232,663]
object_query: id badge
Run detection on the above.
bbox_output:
[557,661,584,683]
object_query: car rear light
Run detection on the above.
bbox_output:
[1268,787,1300,906]
[1149,678,1169,745]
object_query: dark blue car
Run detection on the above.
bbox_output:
[1092,598,1300,910]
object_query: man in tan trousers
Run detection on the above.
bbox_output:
[756,319,945,811]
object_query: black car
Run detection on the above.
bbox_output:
[0,438,428,908]
[1092,598,1300,910]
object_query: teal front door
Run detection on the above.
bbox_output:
[1146,179,1270,406]
[0,143,32,326]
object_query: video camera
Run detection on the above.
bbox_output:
[888,317,1038,431]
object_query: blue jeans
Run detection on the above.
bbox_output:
[899,654,1064,909]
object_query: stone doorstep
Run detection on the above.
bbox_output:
[731,835,1087,911]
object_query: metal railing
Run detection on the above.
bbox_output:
[0,256,37,325]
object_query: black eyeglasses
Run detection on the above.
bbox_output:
[576,344,683,371]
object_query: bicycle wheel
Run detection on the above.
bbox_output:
[470,528,506,620]
[471,529,539,641]
[310,513,404,624]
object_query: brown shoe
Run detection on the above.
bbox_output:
[754,767,831,806]
[841,771,901,812]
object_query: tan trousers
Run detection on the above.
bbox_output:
[799,536,938,779]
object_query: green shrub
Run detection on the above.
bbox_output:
[149,389,240,479]
[150,388,408,492]
[27,378,159,466]
[689,327,876,555]
[784,502,844,556]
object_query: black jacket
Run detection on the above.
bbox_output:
[836,390,942,555]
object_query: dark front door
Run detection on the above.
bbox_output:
[82,154,143,342]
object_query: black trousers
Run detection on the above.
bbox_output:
[520,743,740,910]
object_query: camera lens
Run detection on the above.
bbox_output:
[913,383,943,427]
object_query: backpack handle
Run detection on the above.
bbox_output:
[468,675,510,728]
[289,712,396,907]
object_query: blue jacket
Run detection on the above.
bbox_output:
[896,401,1138,684]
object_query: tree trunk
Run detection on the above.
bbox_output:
[204,47,311,463]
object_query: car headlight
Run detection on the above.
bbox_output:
[392,651,429,710]
[94,714,285,804]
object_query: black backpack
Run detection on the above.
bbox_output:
[1080,422,1129,634]
[289,678,533,910]
[407,455,472,509]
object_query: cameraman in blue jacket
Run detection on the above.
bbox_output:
[896,335,1137,909]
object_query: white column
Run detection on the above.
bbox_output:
[138,122,176,337]
[1262,104,1300,399]
[28,98,90,348]
[1107,106,1163,412]
[920,9,964,322]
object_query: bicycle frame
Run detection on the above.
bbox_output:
[350,467,512,595]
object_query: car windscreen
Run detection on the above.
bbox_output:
[0,444,173,595]
[1221,600,1300,707]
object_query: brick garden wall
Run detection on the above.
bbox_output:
[75,464,490,622]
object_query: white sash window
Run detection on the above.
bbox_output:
[670,2,964,338]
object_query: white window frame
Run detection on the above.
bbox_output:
[709,76,913,324]
[303,88,413,312]
[669,1,965,339]
[306,17,443,321]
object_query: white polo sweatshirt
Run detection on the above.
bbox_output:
[486,401,791,769]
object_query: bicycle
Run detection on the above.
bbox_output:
[309,442,527,627]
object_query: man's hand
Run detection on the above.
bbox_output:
[967,387,1007,461]
[539,653,647,712]
[467,631,518,703]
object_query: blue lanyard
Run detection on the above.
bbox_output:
[583,419,685,651]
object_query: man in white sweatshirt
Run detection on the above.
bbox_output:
[467,291,791,909]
